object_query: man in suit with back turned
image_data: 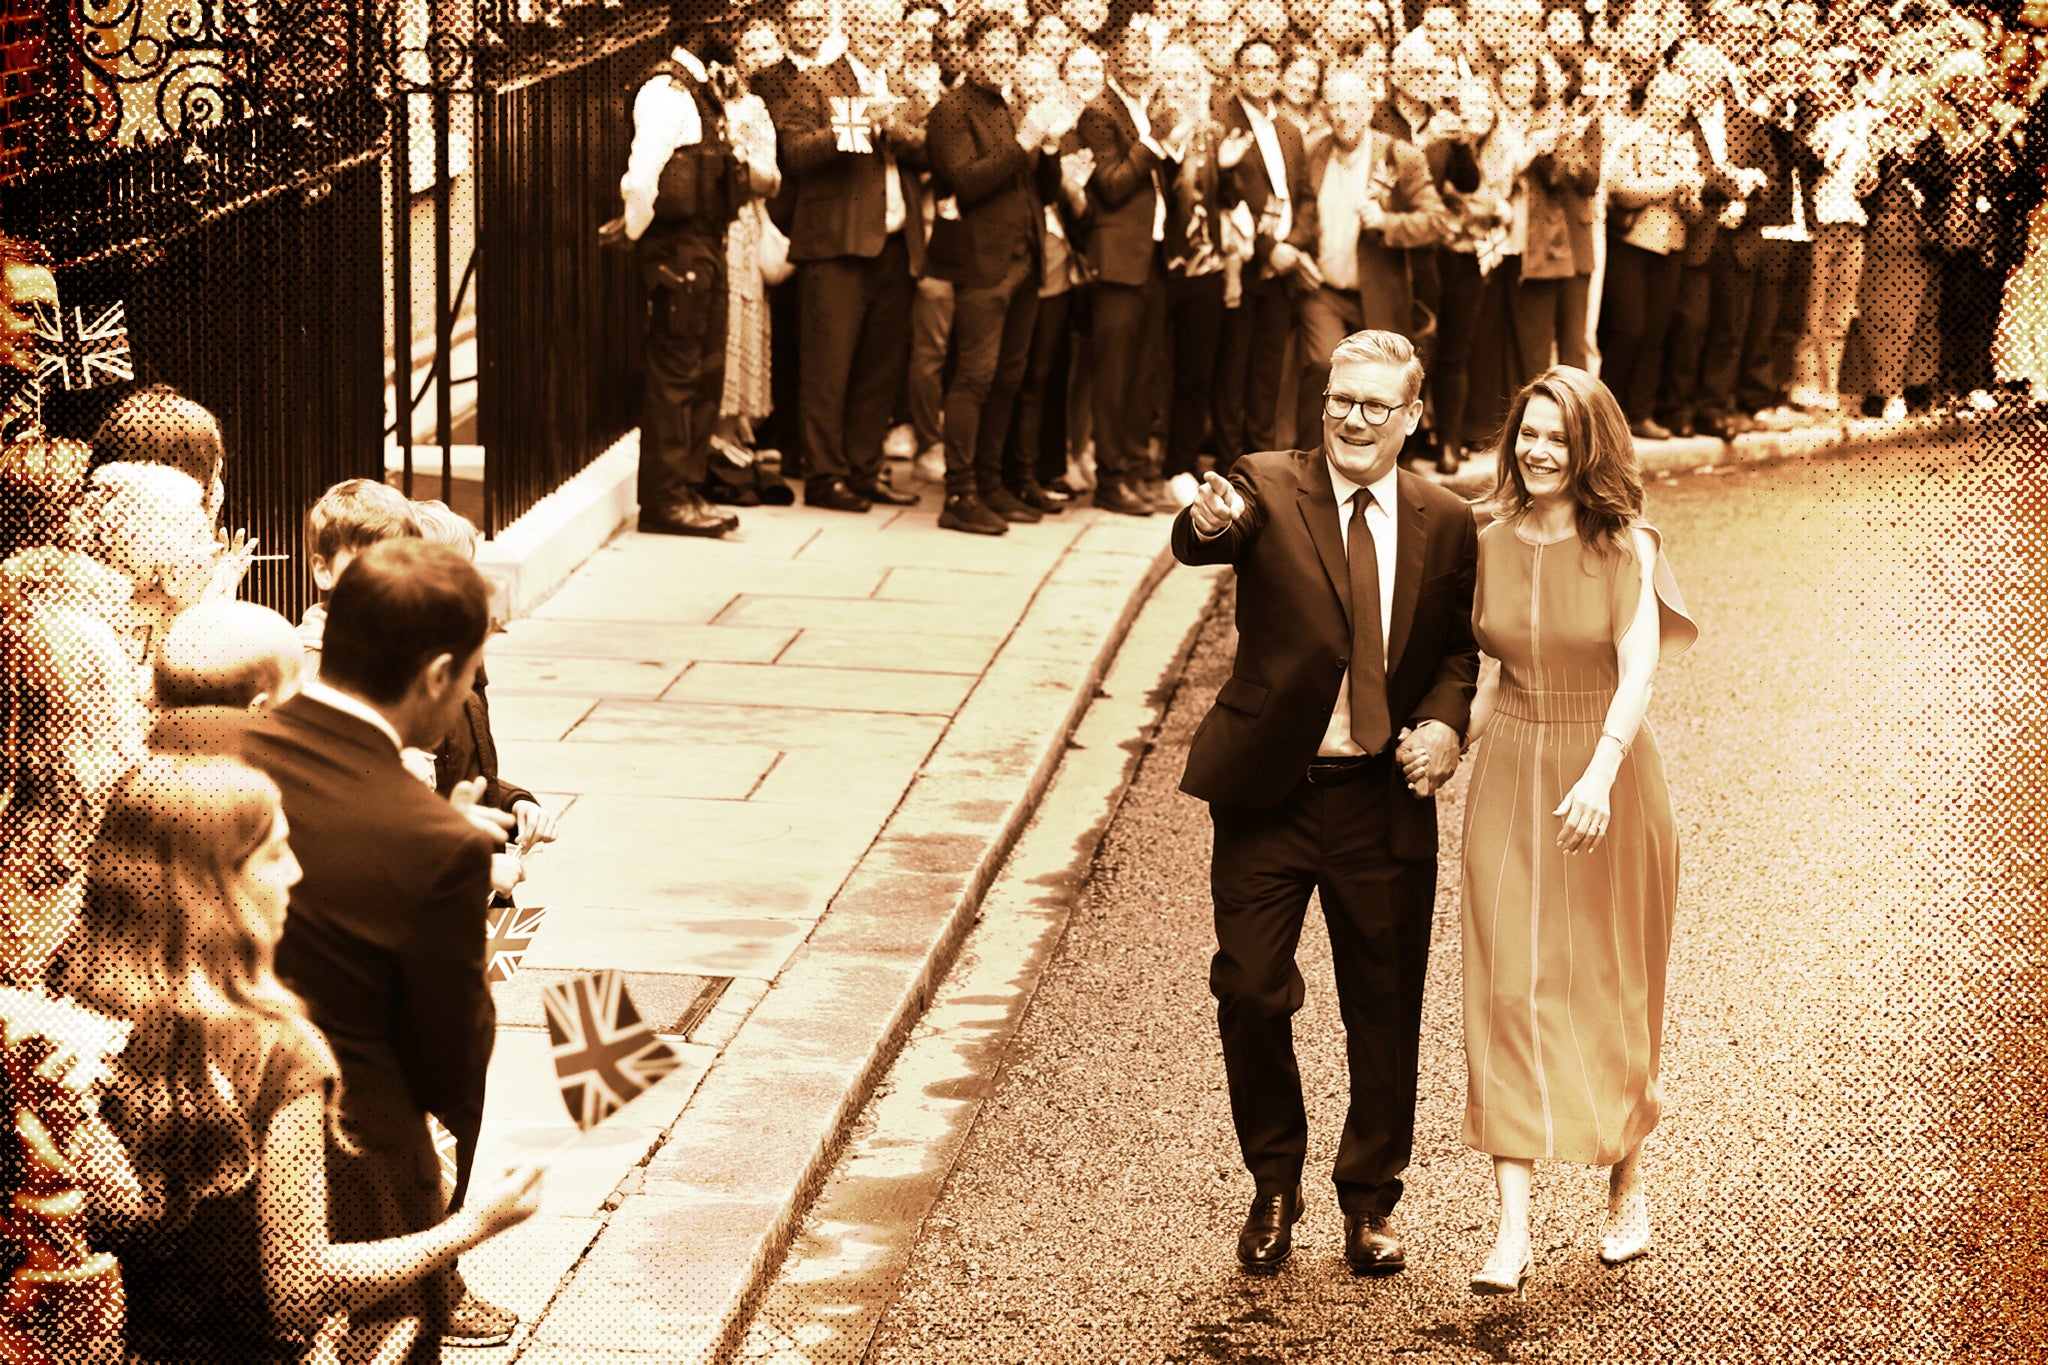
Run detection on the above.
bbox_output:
[241,538,511,1357]
[1172,328,1479,1275]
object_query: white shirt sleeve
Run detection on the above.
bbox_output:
[621,77,704,240]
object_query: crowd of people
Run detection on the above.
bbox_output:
[622,0,2048,542]
[0,0,2043,1353]
[0,286,554,1359]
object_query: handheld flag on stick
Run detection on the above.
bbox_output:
[543,971,680,1130]
[484,899,545,985]
[830,95,874,154]
[31,300,134,392]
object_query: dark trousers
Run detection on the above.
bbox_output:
[797,233,914,491]
[1212,271,1294,473]
[1767,239,1812,402]
[1209,763,1437,1217]
[1512,268,1591,374]
[909,275,957,452]
[943,252,1040,498]
[637,236,728,514]
[1735,237,1793,412]
[1431,249,1489,457]
[1164,270,1228,479]
[1091,258,1167,484]
[1657,261,1714,428]
[1698,231,1787,420]
[1597,236,1684,423]
[1937,252,1999,397]
[1011,289,1074,487]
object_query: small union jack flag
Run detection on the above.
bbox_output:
[31,299,134,392]
[429,1115,461,1192]
[829,95,873,154]
[542,970,681,1130]
[484,898,545,985]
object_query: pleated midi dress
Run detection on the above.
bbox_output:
[1461,517,1699,1164]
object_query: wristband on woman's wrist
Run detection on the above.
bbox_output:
[1599,729,1632,757]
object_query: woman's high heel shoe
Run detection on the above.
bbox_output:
[1599,1191,1652,1265]
[1469,1245,1533,1295]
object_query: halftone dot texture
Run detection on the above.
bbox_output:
[4,0,2047,1360]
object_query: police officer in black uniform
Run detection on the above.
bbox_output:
[618,15,769,537]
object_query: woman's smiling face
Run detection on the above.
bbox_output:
[1514,393,1572,502]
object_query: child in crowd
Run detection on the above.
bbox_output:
[411,500,559,855]
[296,479,420,684]
[62,756,539,1363]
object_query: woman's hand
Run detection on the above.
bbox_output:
[512,799,559,850]
[469,1165,544,1241]
[1553,768,1615,855]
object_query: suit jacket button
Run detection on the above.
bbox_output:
[1336,657,1348,670]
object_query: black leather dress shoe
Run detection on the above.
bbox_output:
[851,475,919,506]
[1013,479,1067,514]
[638,498,735,537]
[1344,1211,1405,1276]
[981,485,1043,523]
[1237,1185,1303,1273]
[1092,480,1155,517]
[1628,417,1674,442]
[806,477,872,513]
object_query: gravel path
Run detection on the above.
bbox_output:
[860,430,2045,1364]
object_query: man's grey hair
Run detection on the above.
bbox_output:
[1329,330,1426,405]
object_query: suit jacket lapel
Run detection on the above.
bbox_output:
[1296,453,1353,627]
[1384,469,1429,676]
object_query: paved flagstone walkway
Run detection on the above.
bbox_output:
[441,481,1182,1361]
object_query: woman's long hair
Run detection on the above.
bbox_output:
[55,756,337,1241]
[1485,365,1644,553]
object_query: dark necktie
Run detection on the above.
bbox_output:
[1348,488,1392,755]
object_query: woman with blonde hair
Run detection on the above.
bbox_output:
[1447,366,1698,1294]
[61,756,539,1363]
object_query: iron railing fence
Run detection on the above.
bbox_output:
[471,17,667,535]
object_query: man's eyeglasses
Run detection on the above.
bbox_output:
[1323,392,1403,424]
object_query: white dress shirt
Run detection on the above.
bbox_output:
[845,52,908,235]
[1697,95,1729,169]
[1238,96,1293,244]
[1317,459,1399,758]
[1109,78,1169,243]
[620,48,708,240]
[1316,136,1376,293]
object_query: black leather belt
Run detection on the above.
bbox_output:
[1303,752,1387,786]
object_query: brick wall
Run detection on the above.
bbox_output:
[0,0,43,186]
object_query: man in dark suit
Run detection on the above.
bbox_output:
[1692,6,1786,438]
[1155,42,1239,506]
[241,539,509,1357]
[1077,24,1189,517]
[1282,66,1450,454]
[775,0,930,512]
[1657,40,1753,439]
[1212,37,1309,474]
[925,10,1064,535]
[1172,328,1478,1276]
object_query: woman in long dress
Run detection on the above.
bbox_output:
[1456,365,1699,1293]
[716,21,784,475]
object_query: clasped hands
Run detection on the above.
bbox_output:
[1396,722,1460,798]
